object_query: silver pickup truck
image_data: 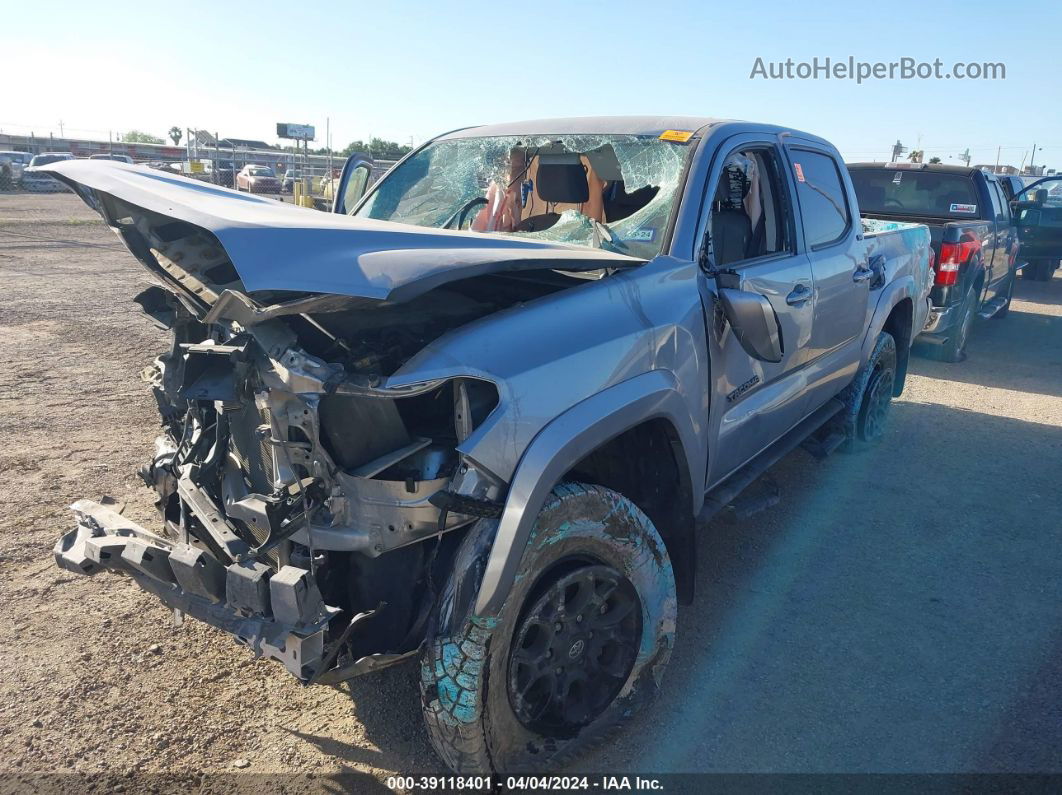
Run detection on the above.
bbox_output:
[44,116,932,773]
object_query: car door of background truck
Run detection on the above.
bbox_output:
[784,143,869,388]
[699,135,817,486]
[984,178,1009,289]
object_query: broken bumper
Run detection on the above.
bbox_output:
[54,498,341,681]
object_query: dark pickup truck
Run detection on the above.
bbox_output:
[848,163,1019,361]
[1011,175,1062,281]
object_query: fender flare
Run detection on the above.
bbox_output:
[860,275,920,366]
[472,370,701,616]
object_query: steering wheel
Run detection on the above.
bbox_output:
[444,197,489,230]
[883,198,905,209]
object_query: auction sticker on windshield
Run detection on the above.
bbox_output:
[950,203,977,213]
[659,129,694,142]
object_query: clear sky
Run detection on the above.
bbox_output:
[4,0,1059,169]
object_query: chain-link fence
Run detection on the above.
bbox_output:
[0,133,396,211]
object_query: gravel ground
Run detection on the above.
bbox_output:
[1,192,1059,788]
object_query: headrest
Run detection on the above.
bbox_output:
[537,162,589,203]
[716,153,754,210]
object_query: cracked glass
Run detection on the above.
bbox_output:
[354,134,693,259]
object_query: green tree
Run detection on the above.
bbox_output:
[168,126,183,146]
[341,137,412,160]
[122,130,165,144]
[929,156,942,164]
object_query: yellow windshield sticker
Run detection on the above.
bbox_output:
[659,130,694,143]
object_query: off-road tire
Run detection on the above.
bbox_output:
[420,483,677,774]
[839,331,897,452]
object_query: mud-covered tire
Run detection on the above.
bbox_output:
[420,483,677,774]
[839,331,897,452]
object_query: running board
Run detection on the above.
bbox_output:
[978,296,1009,319]
[697,397,844,527]
[801,429,847,460]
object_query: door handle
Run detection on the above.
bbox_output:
[853,266,874,283]
[786,283,812,305]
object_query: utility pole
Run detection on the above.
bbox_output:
[957,148,971,167]
[890,140,907,162]
[58,120,64,137]
[994,146,1001,172]
[1029,141,1038,173]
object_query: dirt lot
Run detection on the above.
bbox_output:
[1,192,1060,787]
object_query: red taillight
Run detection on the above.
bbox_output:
[935,239,979,287]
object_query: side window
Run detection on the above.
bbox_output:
[708,147,792,267]
[986,180,1004,222]
[789,149,851,248]
[990,182,1010,225]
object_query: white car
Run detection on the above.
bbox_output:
[23,153,76,191]
[89,153,135,164]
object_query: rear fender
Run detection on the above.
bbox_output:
[472,370,701,616]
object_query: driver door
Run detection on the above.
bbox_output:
[700,137,817,486]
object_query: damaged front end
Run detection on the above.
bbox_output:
[54,219,522,685]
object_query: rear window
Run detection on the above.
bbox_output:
[849,168,981,218]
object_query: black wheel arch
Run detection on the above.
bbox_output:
[562,418,697,604]
[881,297,913,396]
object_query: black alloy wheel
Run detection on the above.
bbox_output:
[507,563,641,737]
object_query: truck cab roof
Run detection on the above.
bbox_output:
[848,161,985,179]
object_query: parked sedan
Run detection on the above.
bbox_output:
[23,153,76,191]
[235,165,280,193]
[89,153,135,164]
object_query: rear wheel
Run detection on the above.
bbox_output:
[420,483,676,774]
[932,285,977,363]
[1024,259,1053,282]
[840,331,897,451]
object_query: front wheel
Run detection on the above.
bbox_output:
[840,330,897,451]
[420,483,676,774]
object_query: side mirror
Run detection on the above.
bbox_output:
[1013,191,1048,213]
[332,154,374,215]
[716,275,784,363]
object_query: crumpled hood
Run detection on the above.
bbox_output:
[38,159,641,303]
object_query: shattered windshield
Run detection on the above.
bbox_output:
[354,133,693,258]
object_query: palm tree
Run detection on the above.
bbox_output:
[169,126,183,146]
